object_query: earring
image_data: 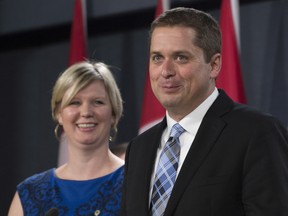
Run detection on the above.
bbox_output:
[54,124,63,140]
[109,127,118,142]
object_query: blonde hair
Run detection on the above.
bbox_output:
[51,61,123,131]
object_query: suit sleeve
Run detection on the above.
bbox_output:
[242,118,288,216]
[120,141,131,216]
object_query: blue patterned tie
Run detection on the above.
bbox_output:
[150,123,185,216]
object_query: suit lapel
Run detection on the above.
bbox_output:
[127,118,167,215]
[164,90,234,215]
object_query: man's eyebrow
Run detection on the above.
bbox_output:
[150,51,162,55]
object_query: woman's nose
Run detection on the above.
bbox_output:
[80,104,93,117]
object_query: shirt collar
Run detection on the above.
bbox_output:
[165,88,219,138]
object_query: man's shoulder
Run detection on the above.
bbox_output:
[135,121,165,140]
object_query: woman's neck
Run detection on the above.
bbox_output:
[55,149,124,180]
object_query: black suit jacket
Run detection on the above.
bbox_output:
[121,90,288,216]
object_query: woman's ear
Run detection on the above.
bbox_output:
[111,116,116,129]
[57,112,63,126]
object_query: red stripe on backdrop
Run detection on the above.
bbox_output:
[139,0,169,134]
[58,0,88,166]
[68,0,87,66]
[217,0,246,103]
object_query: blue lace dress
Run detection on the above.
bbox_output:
[17,166,124,216]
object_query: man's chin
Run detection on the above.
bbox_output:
[161,99,178,109]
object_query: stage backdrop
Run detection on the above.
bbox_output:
[0,0,287,214]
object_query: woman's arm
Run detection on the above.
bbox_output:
[8,192,23,216]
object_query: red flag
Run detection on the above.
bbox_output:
[68,0,87,66]
[217,0,246,103]
[58,0,87,166]
[138,0,169,134]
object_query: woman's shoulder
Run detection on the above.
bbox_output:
[107,165,124,182]
[18,168,55,188]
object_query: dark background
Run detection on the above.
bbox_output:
[1,0,287,214]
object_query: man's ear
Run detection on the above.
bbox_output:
[210,53,221,79]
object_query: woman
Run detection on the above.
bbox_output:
[8,61,124,215]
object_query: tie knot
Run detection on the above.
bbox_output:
[169,123,185,139]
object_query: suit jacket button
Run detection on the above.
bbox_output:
[94,210,100,216]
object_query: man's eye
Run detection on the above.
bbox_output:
[176,55,188,62]
[151,55,163,62]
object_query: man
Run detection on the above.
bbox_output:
[121,7,288,216]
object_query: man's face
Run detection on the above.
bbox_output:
[149,26,220,121]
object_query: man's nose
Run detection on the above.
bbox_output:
[161,60,175,78]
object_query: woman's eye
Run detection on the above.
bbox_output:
[69,101,80,106]
[94,100,104,105]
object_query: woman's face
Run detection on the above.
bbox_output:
[57,80,114,149]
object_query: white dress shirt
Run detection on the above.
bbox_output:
[149,88,219,202]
